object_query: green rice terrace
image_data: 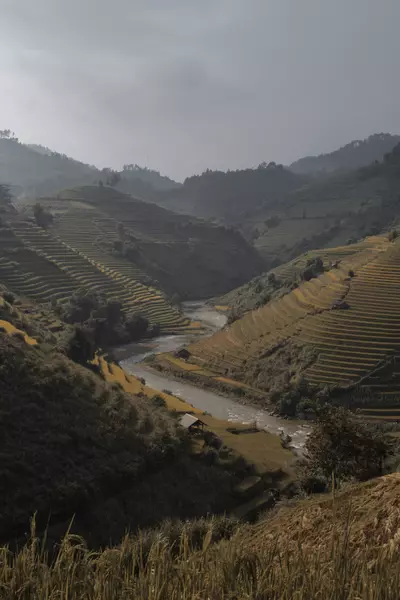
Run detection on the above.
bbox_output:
[0,212,190,334]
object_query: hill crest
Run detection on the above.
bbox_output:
[290,133,400,175]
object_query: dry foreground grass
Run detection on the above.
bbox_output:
[2,474,400,599]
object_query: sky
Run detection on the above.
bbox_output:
[1,0,400,181]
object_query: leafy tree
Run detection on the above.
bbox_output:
[0,184,12,206]
[301,256,324,282]
[65,290,101,323]
[106,299,123,327]
[170,293,181,306]
[102,168,121,187]
[33,203,53,228]
[66,326,95,364]
[303,406,393,484]
[126,314,149,340]
[117,222,125,240]
[113,240,124,253]
[265,215,281,229]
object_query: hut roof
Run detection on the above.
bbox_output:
[179,413,204,429]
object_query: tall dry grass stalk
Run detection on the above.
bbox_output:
[1,512,400,599]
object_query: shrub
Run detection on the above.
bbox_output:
[113,240,124,253]
[125,314,149,340]
[33,203,53,228]
[260,292,271,306]
[3,291,15,304]
[265,215,281,228]
[302,405,394,484]
[301,256,324,281]
[227,310,240,325]
[388,229,398,241]
[66,326,96,365]
[152,395,167,408]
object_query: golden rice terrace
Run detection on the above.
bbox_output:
[174,235,400,416]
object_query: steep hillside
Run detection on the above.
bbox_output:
[0,332,183,542]
[27,185,264,299]
[290,132,400,175]
[155,234,400,417]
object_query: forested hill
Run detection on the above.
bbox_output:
[174,163,307,221]
[0,135,181,199]
[290,133,400,176]
[0,137,96,196]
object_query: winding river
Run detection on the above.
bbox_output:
[120,301,309,450]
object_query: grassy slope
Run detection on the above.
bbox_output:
[246,473,400,562]
[2,474,400,598]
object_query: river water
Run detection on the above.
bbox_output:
[120,301,309,450]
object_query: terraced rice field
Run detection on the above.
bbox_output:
[254,218,330,256]
[52,207,199,332]
[273,236,387,281]
[0,216,192,334]
[184,235,400,414]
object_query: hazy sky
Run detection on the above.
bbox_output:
[1,0,400,180]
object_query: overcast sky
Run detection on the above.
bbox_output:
[1,0,400,180]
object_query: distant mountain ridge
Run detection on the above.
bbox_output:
[0,138,97,196]
[0,137,180,198]
[290,133,400,175]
